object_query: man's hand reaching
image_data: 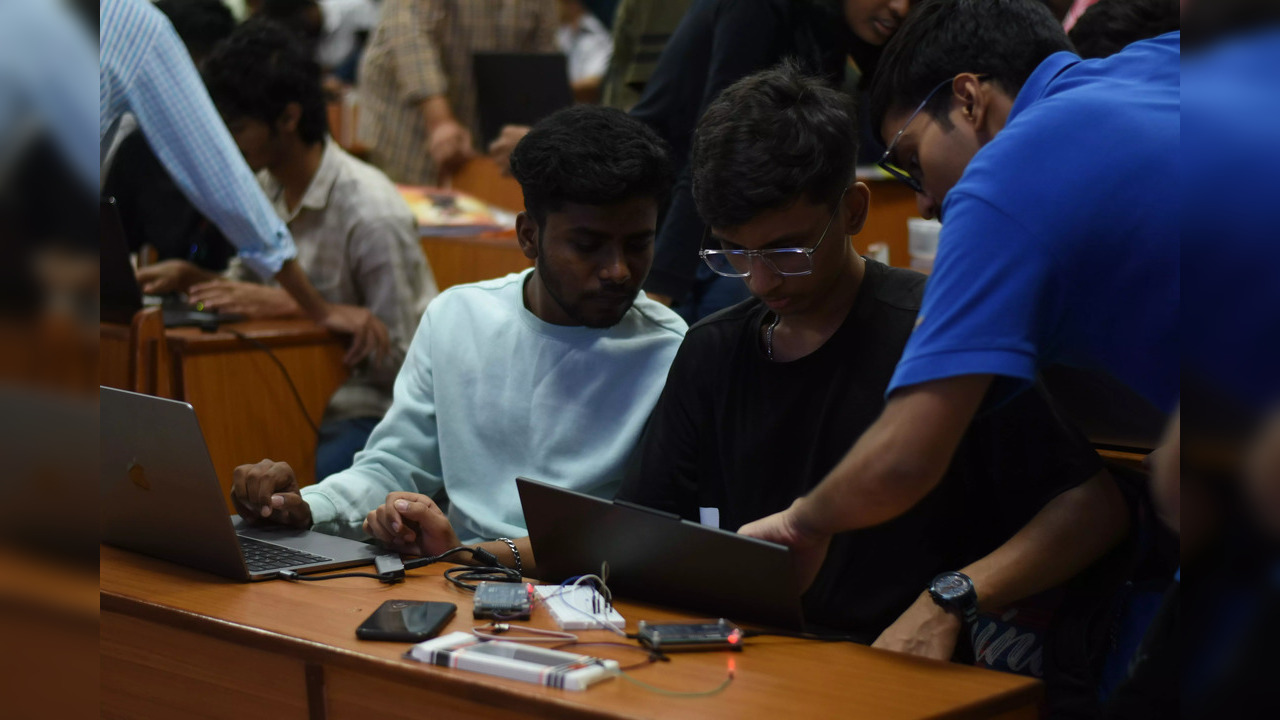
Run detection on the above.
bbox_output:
[739,497,832,591]
[321,304,391,366]
[363,492,460,557]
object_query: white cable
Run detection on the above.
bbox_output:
[471,622,579,643]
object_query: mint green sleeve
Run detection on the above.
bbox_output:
[301,308,445,538]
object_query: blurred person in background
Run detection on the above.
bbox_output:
[317,0,382,85]
[1247,412,1280,540]
[1,0,98,374]
[193,20,436,478]
[581,0,618,25]
[258,0,325,56]
[102,0,392,364]
[556,0,612,103]
[1120,3,1280,716]
[598,0,692,111]
[356,0,558,185]
[0,3,102,712]
[103,0,239,274]
[486,0,628,170]
[1060,0,1101,30]
[259,0,380,88]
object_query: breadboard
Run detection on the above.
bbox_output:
[534,584,625,631]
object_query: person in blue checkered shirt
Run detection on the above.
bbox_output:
[100,0,389,365]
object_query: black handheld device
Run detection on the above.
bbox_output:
[355,600,456,642]
[636,619,744,652]
[473,581,534,619]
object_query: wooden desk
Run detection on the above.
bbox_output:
[857,177,920,270]
[449,157,524,212]
[102,545,1042,719]
[413,178,918,293]
[3,549,99,720]
[100,319,136,391]
[406,169,919,293]
[102,318,349,504]
[420,233,532,291]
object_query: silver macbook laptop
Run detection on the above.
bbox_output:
[101,386,379,580]
[517,477,806,630]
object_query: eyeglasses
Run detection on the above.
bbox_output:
[877,75,987,194]
[699,187,848,278]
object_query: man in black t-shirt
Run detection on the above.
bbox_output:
[619,64,1131,713]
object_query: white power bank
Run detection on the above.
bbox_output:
[408,632,618,690]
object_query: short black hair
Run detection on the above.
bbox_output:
[691,62,858,231]
[155,0,236,63]
[509,105,674,226]
[1069,0,1180,59]
[868,0,1073,144]
[202,21,329,145]
[260,0,324,46]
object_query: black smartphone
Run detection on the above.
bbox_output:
[355,600,457,642]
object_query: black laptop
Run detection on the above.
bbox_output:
[472,52,573,145]
[100,196,242,327]
[517,477,806,630]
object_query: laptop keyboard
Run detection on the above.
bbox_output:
[239,535,333,573]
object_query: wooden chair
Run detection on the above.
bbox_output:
[129,306,173,397]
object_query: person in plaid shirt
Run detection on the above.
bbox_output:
[356,0,559,185]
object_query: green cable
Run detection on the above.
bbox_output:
[614,668,734,698]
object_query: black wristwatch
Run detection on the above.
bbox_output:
[928,571,979,625]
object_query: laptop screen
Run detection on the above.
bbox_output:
[517,476,805,629]
[100,197,144,324]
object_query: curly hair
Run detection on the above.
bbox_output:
[201,19,328,145]
[509,105,674,225]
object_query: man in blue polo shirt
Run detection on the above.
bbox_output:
[1156,20,1280,720]
[739,0,1178,583]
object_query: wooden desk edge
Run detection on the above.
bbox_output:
[100,588,622,720]
[164,323,346,353]
[100,322,131,339]
[938,689,1045,720]
[101,585,1043,720]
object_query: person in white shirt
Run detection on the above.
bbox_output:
[184,21,436,479]
[231,105,686,576]
[556,0,613,102]
[316,0,380,79]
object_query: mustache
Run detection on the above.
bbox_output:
[592,285,637,301]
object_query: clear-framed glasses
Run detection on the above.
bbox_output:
[699,187,848,278]
[877,75,988,194]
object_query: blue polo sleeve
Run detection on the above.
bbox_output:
[888,192,1062,399]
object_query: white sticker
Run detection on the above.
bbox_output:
[698,507,721,529]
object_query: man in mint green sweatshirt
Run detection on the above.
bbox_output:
[231,106,686,575]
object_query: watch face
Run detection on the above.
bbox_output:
[932,572,973,601]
